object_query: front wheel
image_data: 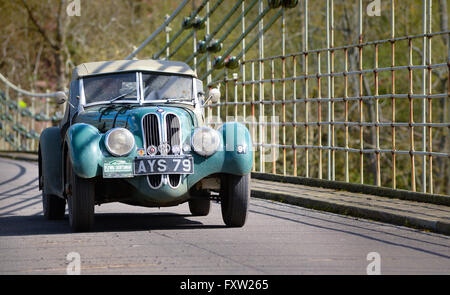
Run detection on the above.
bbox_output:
[66,157,95,232]
[220,174,250,227]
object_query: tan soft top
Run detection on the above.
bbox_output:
[71,59,196,80]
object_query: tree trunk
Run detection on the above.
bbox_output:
[55,0,67,91]
[21,0,68,91]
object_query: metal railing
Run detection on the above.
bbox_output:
[137,0,448,195]
[0,79,65,151]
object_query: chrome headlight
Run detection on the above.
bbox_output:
[191,127,220,156]
[105,128,135,156]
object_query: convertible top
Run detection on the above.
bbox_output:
[71,59,196,80]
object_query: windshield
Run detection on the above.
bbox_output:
[142,73,192,101]
[82,72,194,105]
[83,72,138,104]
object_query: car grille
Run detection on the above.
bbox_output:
[142,114,161,188]
[166,114,181,187]
[142,113,182,188]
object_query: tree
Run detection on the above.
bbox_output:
[20,0,69,91]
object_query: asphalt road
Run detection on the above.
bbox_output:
[0,157,449,274]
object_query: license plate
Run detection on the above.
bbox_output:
[134,156,194,175]
[103,158,134,178]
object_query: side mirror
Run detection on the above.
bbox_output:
[201,88,221,107]
[208,88,220,103]
[55,91,68,104]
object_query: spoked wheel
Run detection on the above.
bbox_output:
[220,174,250,227]
[66,156,95,232]
[189,192,211,216]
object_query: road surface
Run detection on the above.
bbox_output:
[0,157,449,274]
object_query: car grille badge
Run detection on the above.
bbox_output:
[158,142,171,155]
[171,145,181,155]
[137,148,146,157]
[147,145,158,156]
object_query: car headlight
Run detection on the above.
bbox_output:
[105,128,135,156]
[191,127,220,156]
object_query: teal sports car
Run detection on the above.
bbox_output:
[38,59,253,232]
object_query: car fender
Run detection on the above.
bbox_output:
[65,123,103,178]
[39,127,63,197]
[218,122,253,175]
[186,122,253,188]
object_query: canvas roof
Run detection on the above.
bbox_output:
[71,59,196,80]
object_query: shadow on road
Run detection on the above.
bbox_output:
[250,201,450,260]
[0,212,224,236]
[94,212,225,232]
[0,159,27,187]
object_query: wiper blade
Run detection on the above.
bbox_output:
[164,97,192,102]
[108,89,136,103]
[141,97,193,104]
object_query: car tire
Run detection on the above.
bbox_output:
[220,174,250,227]
[66,157,95,232]
[188,198,211,216]
[42,188,66,220]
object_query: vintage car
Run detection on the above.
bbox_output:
[38,59,253,232]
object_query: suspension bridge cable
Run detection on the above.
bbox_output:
[125,0,190,60]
